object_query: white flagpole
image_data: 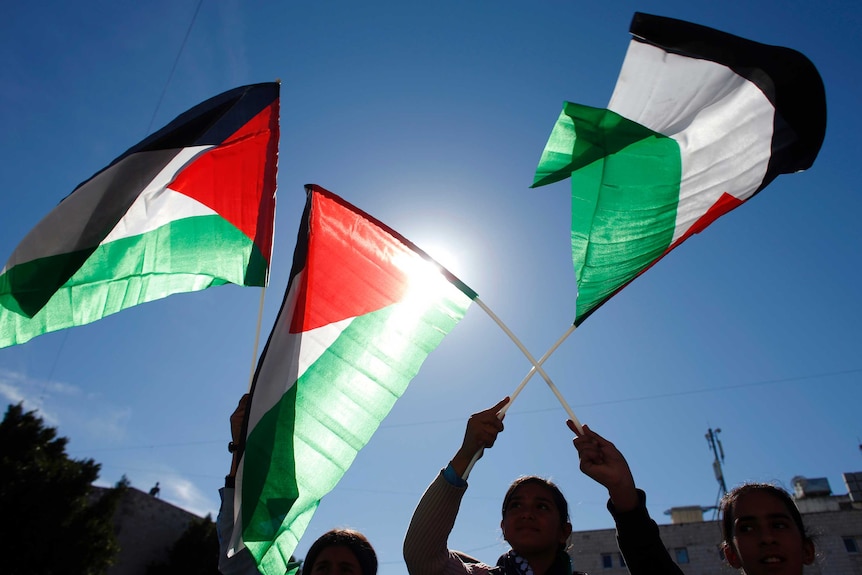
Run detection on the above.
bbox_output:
[463,298,581,479]
[499,323,577,417]
[474,298,580,423]
[247,286,267,391]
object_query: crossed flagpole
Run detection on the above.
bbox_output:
[244,287,580,480]
[463,298,581,479]
[242,267,580,481]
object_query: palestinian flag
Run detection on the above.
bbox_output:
[228,185,476,575]
[532,13,826,325]
[0,82,279,347]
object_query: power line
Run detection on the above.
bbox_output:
[69,366,861,453]
[145,0,204,135]
[78,439,222,453]
[385,367,862,427]
[568,367,862,409]
[33,0,205,414]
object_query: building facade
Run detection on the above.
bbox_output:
[566,472,862,575]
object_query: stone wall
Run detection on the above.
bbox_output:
[93,486,203,575]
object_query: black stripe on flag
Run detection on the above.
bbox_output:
[629,12,826,186]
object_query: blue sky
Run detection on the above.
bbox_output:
[1,1,860,573]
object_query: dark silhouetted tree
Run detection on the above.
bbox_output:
[145,514,220,575]
[0,403,126,575]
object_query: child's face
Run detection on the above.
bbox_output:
[310,545,362,575]
[501,482,572,557]
[723,490,814,575]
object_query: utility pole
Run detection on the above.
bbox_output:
[706,427,728,501]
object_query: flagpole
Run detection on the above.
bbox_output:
[474,298,580,423]
[463,299,582,479]
[462,323,577,479]
[499,323,577,417]
[247,286,267,391]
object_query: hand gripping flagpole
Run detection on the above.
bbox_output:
[463,298,580,479]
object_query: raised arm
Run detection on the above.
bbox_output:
[450,397,508,477]
[569,422,684,575]
[569,422,638,512]
[403,398,509,575]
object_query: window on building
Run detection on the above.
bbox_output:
[601,554,613,568]
[674,547,690,564]
[844,537,859,553]
[618,552,626,567]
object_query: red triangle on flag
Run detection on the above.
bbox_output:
[169,102,278,263]
[290,187,414,332]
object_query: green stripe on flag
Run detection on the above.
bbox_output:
[0,251,92,317]
[242,289,472,574]
[0,215,264,347]
[533,102,682,324]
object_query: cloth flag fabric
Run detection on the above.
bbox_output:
[229,184,476,575]
[532,13,826,325]
[0,82,279,347]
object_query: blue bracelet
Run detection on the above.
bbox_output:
[443,462,468,487]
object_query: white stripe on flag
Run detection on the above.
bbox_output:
[609,40,774,243]
[102,146,215,242]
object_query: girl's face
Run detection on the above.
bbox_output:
[500,482,572,557]
[723,490,814,575]
[310,545,362,575]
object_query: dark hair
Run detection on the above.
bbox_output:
[720,483,811,546]
[302,529,377,575]
[501,476,570,526]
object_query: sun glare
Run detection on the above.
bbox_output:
[418,241,462,277]
[392,250,458,308]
